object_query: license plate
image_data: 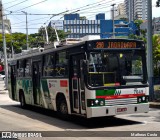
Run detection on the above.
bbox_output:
[117,107,127,113]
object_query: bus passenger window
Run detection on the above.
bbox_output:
[43,53,55,77]
[17,60,25,77]
[24,59,31,77]
[55,52,68,77]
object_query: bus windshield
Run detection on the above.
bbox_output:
[88,51,146,87]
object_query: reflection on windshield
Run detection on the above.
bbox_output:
[88,51,145,87]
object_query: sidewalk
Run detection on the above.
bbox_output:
[0,82,8,94]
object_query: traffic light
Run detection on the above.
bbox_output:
[156,0,160,7]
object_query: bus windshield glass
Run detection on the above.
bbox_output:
[88,51,146,87]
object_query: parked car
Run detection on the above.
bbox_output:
[0,71,5,80]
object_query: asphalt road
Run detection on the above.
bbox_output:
[0,81,160,140]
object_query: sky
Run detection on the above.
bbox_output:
[2,0,160,34]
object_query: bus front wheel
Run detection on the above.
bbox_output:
[19,93,26,108]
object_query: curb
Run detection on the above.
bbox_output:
[149,102,160,109]
[0,90,8,94]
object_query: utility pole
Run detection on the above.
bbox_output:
[147,0,154,101]
[22,11,29,50]
[10,27,14,58]
[111,4,116,39]
[0,0,8,89]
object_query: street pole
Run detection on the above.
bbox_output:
[10,27,14,58]
[22,11,29,50]
[147,0,154,101]
[129,0,131,22]
[0,0,8,89]
[111,4,116,39]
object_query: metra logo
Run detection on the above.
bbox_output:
[115,90,121,95]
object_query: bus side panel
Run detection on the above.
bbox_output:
[40,78,71,114]
[16,78,32,104]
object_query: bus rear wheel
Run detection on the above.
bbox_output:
[20,93,26,108]
[57,99,68,119]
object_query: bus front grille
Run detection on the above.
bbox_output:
[105,98,137,106]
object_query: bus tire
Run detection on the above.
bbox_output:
[19,92,26,109]
[57,98,68,119]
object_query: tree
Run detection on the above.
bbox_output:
[134,19,143,29]
[38,26,68,43]
[80,16,87,20]
[152,34,160,76]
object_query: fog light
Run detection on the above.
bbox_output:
[91,101,94,106]
[146,97,148,102]
[138,97,142,103]
[100,100,104,106]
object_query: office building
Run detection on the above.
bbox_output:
[49,13,138,39]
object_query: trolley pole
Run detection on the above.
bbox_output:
[22,11,29,50]
[111,4,116,39]
[147,0,154,101]
[0,0,8,89]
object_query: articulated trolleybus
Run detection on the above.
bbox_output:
[8,38,149,118]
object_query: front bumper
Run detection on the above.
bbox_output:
[86,103,149,118]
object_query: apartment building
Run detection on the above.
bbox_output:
[114,3,127,20]
[134,0,147,19]
[125,0,147,21]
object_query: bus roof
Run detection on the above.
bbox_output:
[8,38,145,61]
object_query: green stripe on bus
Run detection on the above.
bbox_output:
[96,89,116,96]
[41,79,50,96]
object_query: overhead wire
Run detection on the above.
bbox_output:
[9,0,122,33]
[11,0,48,13]
[3,0,21,5]
[5,0,29,10]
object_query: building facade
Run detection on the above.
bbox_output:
[114,3,127,20]
[125,0,147,21]
[153,17,160,34]
[49,13,138,39]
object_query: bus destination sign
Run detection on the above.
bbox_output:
[95,41,137,49]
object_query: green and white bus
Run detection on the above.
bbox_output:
[8,38,149,118]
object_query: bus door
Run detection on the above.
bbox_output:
[70,54,86,114]
[32,61,41,105]
[11,65,16,100]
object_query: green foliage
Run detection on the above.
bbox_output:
[0,27,68,55]
[119,17,128,21]
[128,34,146,43]
[38,26,67,43]
[134,19,143,29]
[80,16,87,20]
[152,34,160,76]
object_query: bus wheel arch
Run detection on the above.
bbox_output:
[56,93,68,117]
[19,89,26,108]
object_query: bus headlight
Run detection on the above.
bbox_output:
[142,96,145,101]
[87,99,105,107]
[137,96,149,103]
